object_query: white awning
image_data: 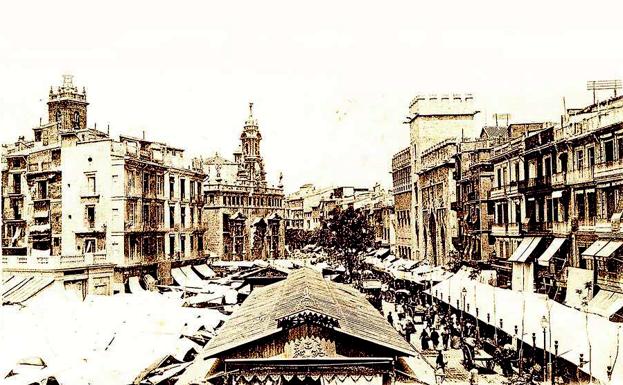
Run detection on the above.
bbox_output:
[537,238,566,267]
[595,241,623,258]
[181,265,203,283]
[508,237,534,262]
[582,240,610,258]
[194,264,216,279]
[171,268,189,286]
[509,237,542,263]
[128,276,145,293]
[552,190,563,199]
[587,290,623,319]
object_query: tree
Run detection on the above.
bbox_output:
[316,205,374,275]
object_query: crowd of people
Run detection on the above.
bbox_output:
[350,263,562,384]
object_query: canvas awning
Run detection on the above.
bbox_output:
[509,237,542,263]
[375,248,390,258]
[128,276,145,293]
[537,238,566,267]
[194,264,216,279]
[595,241,623,258]
[181,265,203,282]
[582,240,610,258]
[587,290,623,319]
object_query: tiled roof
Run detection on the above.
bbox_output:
[202,268,415,357]
[480,126,508,139]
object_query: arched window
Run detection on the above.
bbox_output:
[55,110,62,124]
[73,111,80,128]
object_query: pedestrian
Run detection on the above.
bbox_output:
[430,328,440,349]
[436,350,447,372]
[387,312,393,327]
[441,325,450,350]
[420,328,430,350]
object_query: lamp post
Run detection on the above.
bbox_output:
[541,315,549,382]
[553,340,558,385]
[461,287,467,338]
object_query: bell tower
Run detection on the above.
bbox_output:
[240,102,266,186]
[48,74,88,131]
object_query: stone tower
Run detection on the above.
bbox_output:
[240,102,267,186]
[48,74,88,132]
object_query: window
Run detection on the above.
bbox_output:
[129,201,136,224]
[73,111,80,129]
[143,204,149,226]
[84,239,96,253]
[87,175,96,195]
[190,206,194,226]
[604,140,614,163]
[169,234,175,256]
[497,169,502,188]
[37,180,47,199]
[180,178,186,199]
[618,137,623,161]
[143,172,150,193]
[576,150,584,170]
[576,193,585,220]
[169,177,175,199]
[180,234,186,256]
[587,147,595,167]
[181,206,186,227]
[55,110,61,124]
[169,206,175,227]
[198,236,203,253]
[559,153,568,173]
[86,205,96,228]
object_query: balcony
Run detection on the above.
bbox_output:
[552,221,571,235]
[598,270,623,292]
[567,168,594,185]
[525,221,552,234]
[491,222,521,236]
[518,176,552,192]
[489,184,518,200]
[551,172,567,187]
[2,252,109,270]
[594,160,623,181]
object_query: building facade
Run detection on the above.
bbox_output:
[1,76,286,294]
[392,147,413,259]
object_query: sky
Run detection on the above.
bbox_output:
[1,1,623,194]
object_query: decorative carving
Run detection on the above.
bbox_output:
[292,336,327,358]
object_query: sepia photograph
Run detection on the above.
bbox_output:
[3,1,623,384]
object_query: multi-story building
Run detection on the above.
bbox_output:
[392,147,413,259]
[1,76,286,294]
[452,133,499,266]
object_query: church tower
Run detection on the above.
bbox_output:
[240,103,267,186]
[48,74,88,131]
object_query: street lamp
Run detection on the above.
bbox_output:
[541,315,549,382]
[553,340,558,385]
[461,288,467,336]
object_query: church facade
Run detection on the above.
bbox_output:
[199,103,286,261]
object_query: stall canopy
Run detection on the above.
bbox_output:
[429,268,623,384]
[587,289,623,320]
[508,237,542,263]
[194,264,216,279]
[537,238,566,267]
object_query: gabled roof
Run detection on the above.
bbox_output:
[480,126,508,140]
[202,268,414,358]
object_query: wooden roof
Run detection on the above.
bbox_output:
[202,268,415,357]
